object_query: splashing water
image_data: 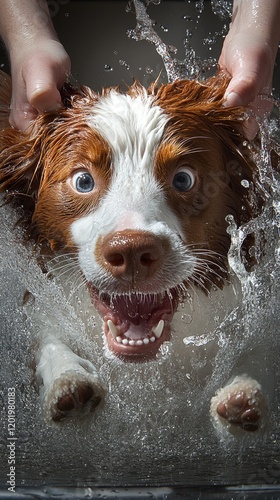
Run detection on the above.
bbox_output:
[210,0,232,19]
[127,0,227,80]
[127,0,185,81]
[228,110,280,312]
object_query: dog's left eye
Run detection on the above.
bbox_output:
[172,168,195,192]
[72,171,95,193]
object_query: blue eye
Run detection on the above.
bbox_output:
[72,171,95,193]
[172,169,195,192]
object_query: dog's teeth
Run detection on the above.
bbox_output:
[111,329,162,347]
[152,319,164,339]
[107,319,118,338]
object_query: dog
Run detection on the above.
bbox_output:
[0,70,265,430]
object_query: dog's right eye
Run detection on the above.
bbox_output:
[172,168,195,192]
[71,171,95,193]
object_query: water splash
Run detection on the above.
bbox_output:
[127,0,185,81]
[228,108,280,302]
[210,0,233,19]
[127,0,224,81]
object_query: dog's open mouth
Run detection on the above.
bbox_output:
[88,285,179,359]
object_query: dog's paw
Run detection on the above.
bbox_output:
[52,381,102,422]
[42,371,105,422]
[210,375,264,433]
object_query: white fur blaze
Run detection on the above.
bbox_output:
[71,89,197,292]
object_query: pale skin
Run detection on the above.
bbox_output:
[220,0,280,107]
[0,0,70,129]
[0,0,279,132]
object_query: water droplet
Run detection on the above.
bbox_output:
[145,66,154,74]
[241,179,250,188]
[195,0,204,13]
[225,214,234,223]
[125,0,133,12]
[181,314,193,324]
[203,36,217,46]
[168,45,178,55]
[160,25,168,32]
[64,12,69,18]
[119,60,130,70]
[182,14,192,21]
[104,64,113,72]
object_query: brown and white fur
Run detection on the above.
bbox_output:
[0,71,264,429]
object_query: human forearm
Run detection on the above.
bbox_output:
[0,0,58,55]
[230,0,280,61]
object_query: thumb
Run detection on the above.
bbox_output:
[24,60,63,113]
[223,45,272,107]
[224,71,261,107]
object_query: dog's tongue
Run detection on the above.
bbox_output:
[105,293,174,338]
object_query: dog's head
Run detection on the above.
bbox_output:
[0,72,261,359]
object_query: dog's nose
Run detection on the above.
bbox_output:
[97,230,167,281]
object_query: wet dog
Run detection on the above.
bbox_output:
[0,71,264,429]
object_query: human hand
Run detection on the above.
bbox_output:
[219,0,280,138]
[219,34,274,139]
[9,39,71,131]
[219,34,274,108]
